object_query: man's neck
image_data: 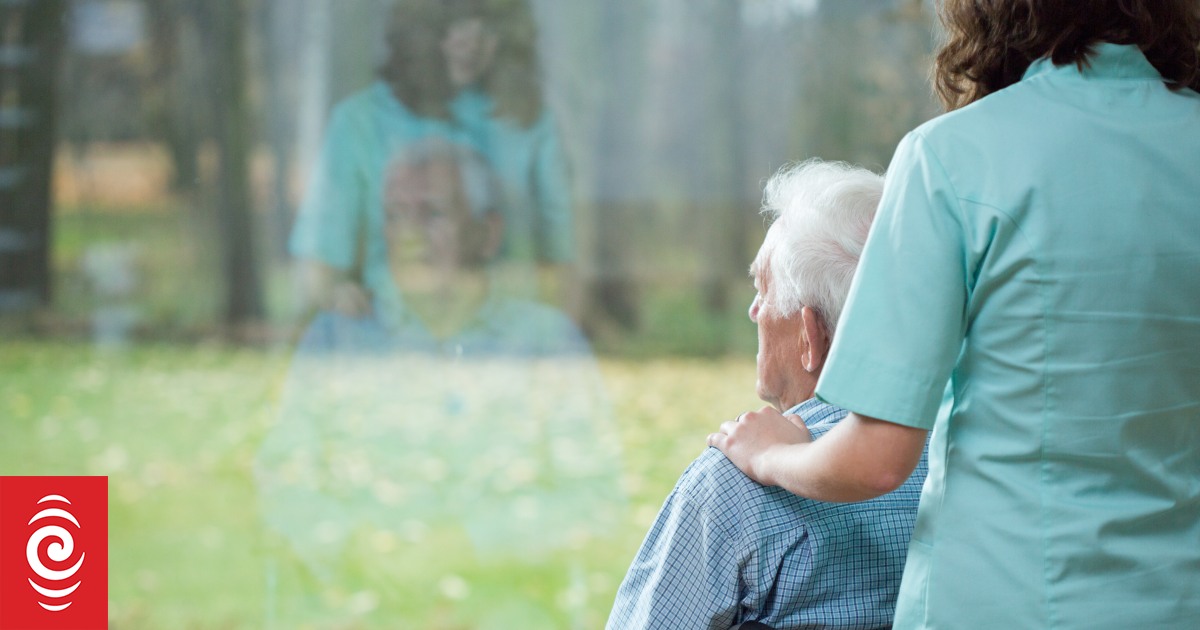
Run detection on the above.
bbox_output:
[395,270,490,340]
[778,376,819,413]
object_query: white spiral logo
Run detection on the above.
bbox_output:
[26,494,86,612]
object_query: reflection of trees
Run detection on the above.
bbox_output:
[146,0,264,326]
[25,0,940,339]
[797,0,937,166]
[587,0,647,331]
[546,0,755,333]
[0,0,67,314]
[542,0,937,344]
[143,0,266,326]
[144,0,204,196]
[208,0,263,325]
[693,0,749,314]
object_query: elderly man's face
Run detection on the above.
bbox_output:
[749,254,808,411]
[383,157,492,275]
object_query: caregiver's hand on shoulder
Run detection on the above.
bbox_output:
[330,281,372,318]
[708,405,812,486]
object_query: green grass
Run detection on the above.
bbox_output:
[0,340,761,628]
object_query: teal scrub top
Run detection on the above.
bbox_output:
[452,89,575,264]
[816,44,1200,629]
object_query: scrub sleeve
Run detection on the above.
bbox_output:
[816,131,972,429]
[289,104,368,273]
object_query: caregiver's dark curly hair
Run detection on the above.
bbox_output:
[378,0,458,119]
[445,0,545,127]
[934,0,1200,111]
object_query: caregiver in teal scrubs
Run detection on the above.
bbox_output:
[289,0,463,316]
[709,1,1200,628]
[291,0,573,315]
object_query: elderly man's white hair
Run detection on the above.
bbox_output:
[390,138,499,219]
[755,159,883,335]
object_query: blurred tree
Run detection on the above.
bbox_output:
[796,0,936,166]
[204,0,264,326]
[257,0,307,261]
[643,0,754,319]
[694,0,750,316]
[586,0,647,332]
[144,0,207,195]
[0,0,67,315]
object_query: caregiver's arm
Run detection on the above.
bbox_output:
[708,405,927,503]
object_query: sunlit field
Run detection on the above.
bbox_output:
[1,341,761,628]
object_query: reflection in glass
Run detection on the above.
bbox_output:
[4,0,944,626]
[289,0,573,319]
[257,142,622,626]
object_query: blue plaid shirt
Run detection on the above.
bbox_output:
[607,398,928,629]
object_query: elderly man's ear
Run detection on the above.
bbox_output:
[800,306,830,373]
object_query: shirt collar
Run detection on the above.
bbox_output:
[784,397,847,436]
[1022,42,1162,83]
[785,397,841,420]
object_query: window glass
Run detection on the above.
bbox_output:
[1,0,937,626]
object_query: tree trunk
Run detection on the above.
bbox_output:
[145,0,205,195]
[587,0,644,331]
[260,0,302,261]
[697,0,748,316]
[0,0,67,314]
[209,0,264,326]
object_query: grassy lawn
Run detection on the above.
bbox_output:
[0,340,761,628]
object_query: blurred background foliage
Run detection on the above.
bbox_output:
[2,0,940,627]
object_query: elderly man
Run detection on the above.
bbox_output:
[606,161,928,630]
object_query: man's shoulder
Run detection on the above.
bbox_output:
[672,448,816,535]
[673,401,921,531]
[675,447,760,498]
[672,400,849,507]
[296,311,392,355]
[483,298,592,356]
[791,399,848,438]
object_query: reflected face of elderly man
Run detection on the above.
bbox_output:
[383,154,498,280]
[748,245,826,413]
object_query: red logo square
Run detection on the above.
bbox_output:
[0,477,108,630]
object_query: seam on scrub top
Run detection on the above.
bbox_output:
[905,133,967,630]
[915,135,1058,628]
